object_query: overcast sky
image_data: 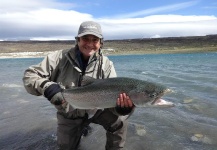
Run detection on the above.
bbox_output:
[0,0,217,40]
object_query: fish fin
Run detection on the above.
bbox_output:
[81,76,96,86]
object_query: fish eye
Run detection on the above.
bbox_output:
[149,93,156,98]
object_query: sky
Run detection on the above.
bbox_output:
[0,0,217,40]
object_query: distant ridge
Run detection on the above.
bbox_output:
[1,34,217,42]
[0,34,217,54]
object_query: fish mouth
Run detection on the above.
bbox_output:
[152,98,175,107]
[151,89,174,107]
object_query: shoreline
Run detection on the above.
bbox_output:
[1,35,217,58]
[0,48,217,59]
[0,51,53,59]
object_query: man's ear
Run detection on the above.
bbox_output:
[100,38,104,48]
[75,37,79,45]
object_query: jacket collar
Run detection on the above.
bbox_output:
[67,46,101,64]
[65,46,102,72]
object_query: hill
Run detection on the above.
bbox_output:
[0,35,217,55]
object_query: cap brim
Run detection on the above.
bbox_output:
[77,32,103,38]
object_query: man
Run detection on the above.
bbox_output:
[23,21,134,150]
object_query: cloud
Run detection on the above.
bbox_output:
[0,8,93,40]
[150,35,161,38]
[100,18,217,39]
[0,0,217,40]
[112,1,199,18]
[0,0,76,13]
[97,14,217,39]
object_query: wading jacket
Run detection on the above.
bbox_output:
[23,47,117,118]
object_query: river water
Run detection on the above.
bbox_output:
[0,52,217,150]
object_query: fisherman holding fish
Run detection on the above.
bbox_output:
[23,21,135,150]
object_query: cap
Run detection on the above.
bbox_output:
[77,21,103,38]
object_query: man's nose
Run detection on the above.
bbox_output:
[86,39,98,46]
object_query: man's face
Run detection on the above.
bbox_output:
[78,34,101,59]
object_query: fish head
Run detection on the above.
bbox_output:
[129,82,173,107]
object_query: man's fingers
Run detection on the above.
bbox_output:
[123,93,129,107]
[117,93,124,107]
[117,93,134,108]
[127,96,134,107]
[120,94,125,107]
[117,98,120,106]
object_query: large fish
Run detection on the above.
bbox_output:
[63,76,174,109]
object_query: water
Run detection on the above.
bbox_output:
[0,53,217,150]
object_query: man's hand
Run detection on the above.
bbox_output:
[117,93,134,108]
[116,93,135,115]
[44,84,65,105]
[50,92,66,105]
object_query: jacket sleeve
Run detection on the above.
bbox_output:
[22,50,62,96]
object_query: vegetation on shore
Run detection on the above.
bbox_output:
[0,35,217,55]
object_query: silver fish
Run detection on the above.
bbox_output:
[63,76,174,109]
